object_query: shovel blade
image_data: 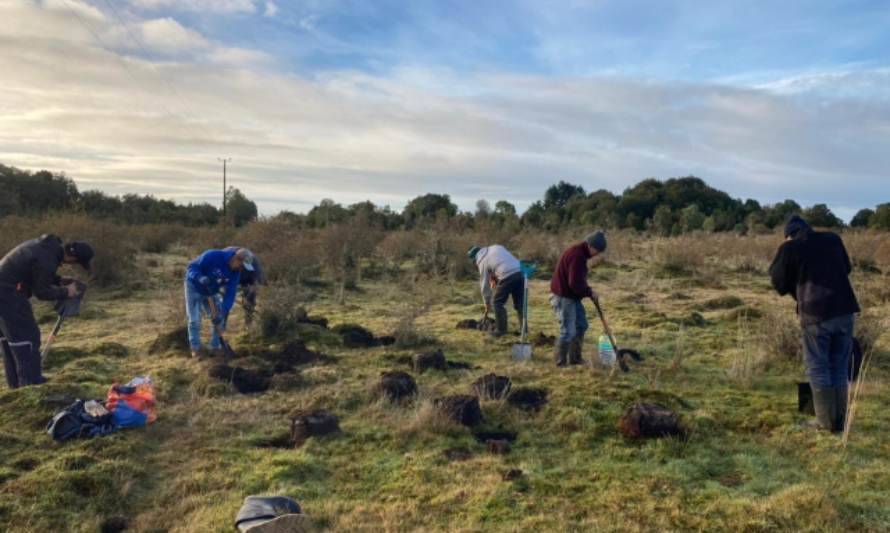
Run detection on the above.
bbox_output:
[511,343,532,361]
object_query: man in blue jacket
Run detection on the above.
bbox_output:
[185,247,256,358]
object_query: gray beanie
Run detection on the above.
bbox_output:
[585,231,607,252]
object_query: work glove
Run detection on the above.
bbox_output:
[197,275,211,288]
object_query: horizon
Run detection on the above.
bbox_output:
[2,1,889,221]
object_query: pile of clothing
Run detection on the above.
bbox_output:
[47,376,157,442]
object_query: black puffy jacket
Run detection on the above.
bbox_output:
[769,229,860,325]
[0,234,68,301]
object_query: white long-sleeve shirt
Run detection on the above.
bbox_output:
[476,245,521,304]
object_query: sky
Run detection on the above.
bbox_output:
[1,0,889,220]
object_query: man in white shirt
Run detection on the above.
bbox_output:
[468,244,524,337]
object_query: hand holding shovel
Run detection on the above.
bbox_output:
[207,298,236,360]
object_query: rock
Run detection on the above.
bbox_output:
[471,374,512,400]
[507,388,548,412]
[291,409,340,447]
[618,403,685,438]
[413,349,448,373]
[434,394,482,426]
[486,439,511,455]
[374,371,418,402]
[207,364,271,394]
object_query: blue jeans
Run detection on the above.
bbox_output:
[185,281,223,351]
[550,294,588,343]
[803,314,854,388]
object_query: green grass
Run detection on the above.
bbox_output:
[1,252,888,532]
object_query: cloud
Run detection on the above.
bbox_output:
[0,0,888,218]
[127,0,256,15]
[263,2,278,18]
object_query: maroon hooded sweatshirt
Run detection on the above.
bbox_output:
[550,242,593,300]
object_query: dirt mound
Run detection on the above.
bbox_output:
[434,395,482,426]
[257,340,330,373]
[374,371,417,402]
[443,446,473,462]
[474,431,517,443]
[414,349,448,373]
[447,360,474,370]
[456,317,496,331]
[149,326,190,354]
[472,374,512,400]
[618,403,685,438]
[208,364,271,394]
[507,388,548,412]
[486,440,511,455]
[531,332,556,347]
[291,409,340,447]
[332,324,393,348]
[91,342,128,357]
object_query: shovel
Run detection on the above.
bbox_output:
[41,282,87,363]
[591,297,630,372]
[511,261,537,361]
[208,298,236,360]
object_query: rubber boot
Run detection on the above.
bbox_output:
[811,386,836,431]
[833,386,848,433]
[515,310,523,336]
[553,341,569,367]
[569,333,585,365]
[2,340,20,389]
[490,307,508,338]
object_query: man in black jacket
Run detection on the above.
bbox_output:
[0,235,93,388]
[769,215,860,432]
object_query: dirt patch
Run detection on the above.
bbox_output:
[332,324,394,348]
[696,295,745,311]
[91,342,128,357]
[373,371,418,403]
[207,364,271,394]
[443,446,473,462]
[455,317,496,332]
[507,388,548,412]
[434,395,482,426]
[100,516,129,533]
[474,431,517,443]
[149,326,190,354]
[253,432,294,449]
[486,440,511,455]
[447,361,474,370]
[678,312,707,328]
[531,332,556,347]
[502,468,523,481]
[618,403,685,438]
[618,348,643,362]
[256,340,332,373]
[472,374,512,400]
[291,409,340,447]
[414,349,448,373]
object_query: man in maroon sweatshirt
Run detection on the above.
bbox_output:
[549,231,607,366]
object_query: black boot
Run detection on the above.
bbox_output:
[833,386,848,433]
[811,386,836,431]
[490,307,509,338]
[568,333,585,365]
[553,341,569,367]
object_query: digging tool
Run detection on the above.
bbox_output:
[511,261,537,361]
[207,297,236,360]
[41,282,87,363]
[591,297,630,372]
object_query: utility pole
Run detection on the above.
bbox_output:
[218,157,231,222]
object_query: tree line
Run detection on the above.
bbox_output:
[3,162,889,233]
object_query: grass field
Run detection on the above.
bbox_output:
[1,242,888,532]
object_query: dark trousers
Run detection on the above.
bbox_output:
[0,289,43,388]
[803,314,854,388]
[493,272,524,315]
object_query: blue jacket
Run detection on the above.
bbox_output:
[186,249,241,315]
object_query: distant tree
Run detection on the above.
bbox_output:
[306,199,349,228]
[651,205,674,236]
[702,216,717,233]
[225,187,258,227]
[869,204,890,230]
[802,204,843,228]
[475,199,492,219]
[494,200,516,218]
[520,201,546,228]
[679,204,705,233]
[403,193,457,228]
[850,208,874,228]
[543,181,586,211]
[763,200,801,228]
